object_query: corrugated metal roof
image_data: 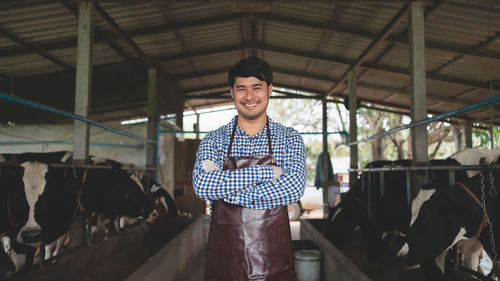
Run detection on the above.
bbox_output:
[0,0,498,125]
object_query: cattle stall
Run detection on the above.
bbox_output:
[1,1,500,281]
[324,154,500,281]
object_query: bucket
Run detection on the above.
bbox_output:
[294,248,322,281]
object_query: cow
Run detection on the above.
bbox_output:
[326,158,467,263]
[0,156,79,277]
[0,165,31,278]
[404,155,500,281]
[398,149,500,279]
[326,160,398,262]
[0,151,162,277]
[78,158,159,242]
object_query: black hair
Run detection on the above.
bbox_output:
[227,56,273,87]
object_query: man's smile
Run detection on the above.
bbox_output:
[242,101,260,109]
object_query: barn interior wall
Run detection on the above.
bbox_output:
[0,123,186,199]
[0,122,148,166]
[0,61,185,124]
[174,138,204,216]
[158,68,185,116]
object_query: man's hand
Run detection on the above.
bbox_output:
[202,160,220,171]
[203,160,282,180]
[271,166,283,180]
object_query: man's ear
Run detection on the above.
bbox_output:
[268,83,273,96]
[230,88,234,99]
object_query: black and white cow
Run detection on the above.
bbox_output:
[78,157,159,241]
[0,152,79,277]
[0,165,30,278]
[0,151,166,277]
[326,160,409,262]
[404,154,500,280]
[399,149,500,279]
[327,158,467,263]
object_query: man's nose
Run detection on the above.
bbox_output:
[244,89,257,98]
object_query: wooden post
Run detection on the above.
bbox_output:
[73,1,94,163]
[322,99,329,216]
[146,68,159,168]
[465,120,473,148]
[348,71,358,186]
[409,1,428,197]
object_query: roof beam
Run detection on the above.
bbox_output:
[325,4,408,97]
[431,30,500,74]
[155,2,205,85]
[183,82,455,119]
[161,41,500,93]
[299,4,348,87]
[60,0,133,61]
[91,1,155,68]
[165,41,499,92]
[178,66,473,107]
[256,18,264,58]
[0,26,73,70]
[254,12,500,62]
[240,19,249,58]
[357,0,448,81]
[1,11,500,64]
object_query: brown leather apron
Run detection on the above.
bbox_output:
[204,117,295,281]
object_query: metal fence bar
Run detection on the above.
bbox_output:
[406,170,412,205]
[0,141,142,149]
[159,129,348,138]
[347,95,500,146]
[0,162,155,170]
[0,92,155,144]
[350,165,500,172]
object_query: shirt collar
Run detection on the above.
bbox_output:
[227,115,275,138]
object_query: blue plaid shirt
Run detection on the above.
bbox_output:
[193,116,307,210]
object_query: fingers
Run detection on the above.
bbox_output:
[271,166,283,180]
[202,160,220,171]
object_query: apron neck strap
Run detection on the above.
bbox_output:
[227,116,273,158]
[266,119,272,155]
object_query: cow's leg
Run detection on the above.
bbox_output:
[39,241,46,265]
[84,212,96,245]
[53,234,67,256]
[114,215,119,232]
[10,240,35,267]
[45,241,55,260]
[0,238,15,278]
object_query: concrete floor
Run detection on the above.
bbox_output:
[7,209,323,281]
[176,209,325,281]
[175,246,206,281]
[291,209,324,240]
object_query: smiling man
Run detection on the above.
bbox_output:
[192,56,307,281]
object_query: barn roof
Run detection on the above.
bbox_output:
[0,0,499,125]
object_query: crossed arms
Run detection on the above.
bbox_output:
[192,131,307,209]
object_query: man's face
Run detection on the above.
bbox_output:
[230,76,272,122]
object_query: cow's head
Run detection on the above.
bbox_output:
[326,180,368,244]
[34,167,79,244]
[121,174,157,222]
[404,182,482,269]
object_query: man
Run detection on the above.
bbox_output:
[193,56,307,281]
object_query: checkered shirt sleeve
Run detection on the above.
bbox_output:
[192,130,275,200]
[192,117,307,210]
[225,127,306,209]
